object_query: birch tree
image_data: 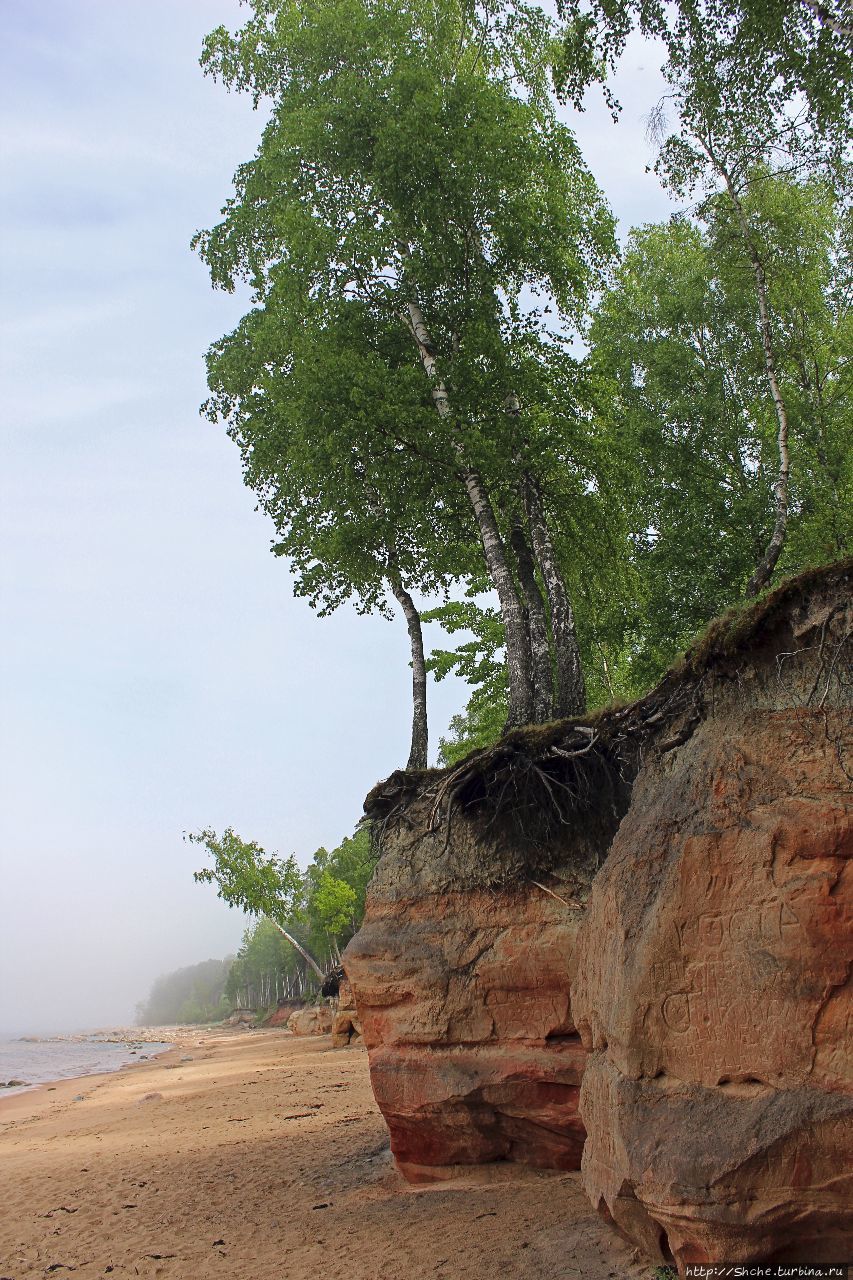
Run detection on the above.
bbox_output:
[647,107,845,595]
[190,827,326,980]
[202,283,480,766]
[194,0,616,728]
[555,0,853,140]
[588,172,851,682]
[555,0,850,600]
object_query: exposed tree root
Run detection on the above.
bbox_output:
[364,560,852,875]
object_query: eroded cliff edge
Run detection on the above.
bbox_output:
[343,747,617,1179]
[344,560,852,1262]
[573,564,852,1267]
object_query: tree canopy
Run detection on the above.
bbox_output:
[194,0,851,769]
[555,0,853,146]
[195,0,618,734]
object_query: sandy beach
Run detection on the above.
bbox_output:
[0,1028,648,1280]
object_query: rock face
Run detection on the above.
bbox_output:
[345,561,852,1244]
[264,1000,305,1028]
[287,1006,334,1037]
[344,781,616,1181]
[573,570,853,1267]
[346,888,588,1180]
[331,978,362,1048]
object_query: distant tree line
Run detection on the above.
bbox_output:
[135,956,234,1025]
[139,826,375,1023]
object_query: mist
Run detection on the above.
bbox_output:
[0,0,674,1035]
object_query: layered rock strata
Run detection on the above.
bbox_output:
[346,559,852,1252]
[343,788,614,1180]
[346,888,588,1179]
[573,567,852,1267]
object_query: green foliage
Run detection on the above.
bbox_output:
[425,600,506,698]
[438,681,509,765]
[225,917,312,1008]
[587,169,851,688]
[555,0,853,153]
[191,824,378,999]
[310,872,359,938]
[189,826,303,926]
[136,957,233,1026]
[435,164,850,737]
[192,0,851,764]
[302,827,376,954]
[194,0,618,737]
[423,598,508,763]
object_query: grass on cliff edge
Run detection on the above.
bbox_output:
[366,556,852,820]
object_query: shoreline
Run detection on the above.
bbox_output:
[0,1025,231,1122]
[0,1027,647,1280]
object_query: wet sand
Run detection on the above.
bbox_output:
[0,1028,648,1280]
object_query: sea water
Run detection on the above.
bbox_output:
[0,1036,173,1094]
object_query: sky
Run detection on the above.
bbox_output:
[0,0,676,1033]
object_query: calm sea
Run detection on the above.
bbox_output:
[0,1037,172,1095]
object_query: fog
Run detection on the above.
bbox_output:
[0,0,674,1034]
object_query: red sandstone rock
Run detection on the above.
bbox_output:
[263,1001,304,1027]
[348,562,852,1231]
[287,1006,334,1036]
[573,583,853,1269]
[331,978,362,1048]
[345,880,590,1181]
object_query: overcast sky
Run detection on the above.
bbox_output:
[0,0,675,1033]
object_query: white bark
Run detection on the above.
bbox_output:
[510,516,553,721]
[404,298,534,725]
[389,571,429,768]
[704,145,791,598]
[523,473,586,717]
[264,915,325,981]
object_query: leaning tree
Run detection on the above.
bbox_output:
[202,277,481,768]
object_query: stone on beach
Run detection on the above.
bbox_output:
[287,1006,334,1036]
[331,978,362,1048]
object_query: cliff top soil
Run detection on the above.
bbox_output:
[364,558,852,882]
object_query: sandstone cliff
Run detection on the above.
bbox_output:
[573,563,852,1267]
[343,733,623,1179]
[344,560,852,1262]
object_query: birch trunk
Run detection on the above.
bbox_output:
[523,473,586,718]
[741,232,791,596]
[264,915,325,981]
[510,516,553,721]
[389,572,429,768]
[706,149,791,598]
[404,298,534,726]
